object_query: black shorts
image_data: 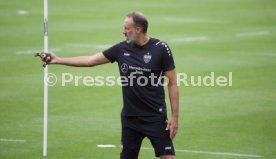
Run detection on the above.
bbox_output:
[120,115,175,159]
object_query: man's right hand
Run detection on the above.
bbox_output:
[36,52,59,64]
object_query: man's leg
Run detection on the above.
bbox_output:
[160,155,175,159]
[121,116,144,159]
[120,127,144,159]
[144,116,175,158]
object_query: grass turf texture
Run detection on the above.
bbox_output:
[0,0,276,158]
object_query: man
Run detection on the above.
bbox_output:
[38,12,179,159]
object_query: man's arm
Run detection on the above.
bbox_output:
[165,69,179,140]
[39,52,110,67]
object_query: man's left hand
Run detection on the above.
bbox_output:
[166,116,178,140]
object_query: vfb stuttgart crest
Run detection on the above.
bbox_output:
[143,52,152,63]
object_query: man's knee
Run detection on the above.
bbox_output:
[160,155,175,159]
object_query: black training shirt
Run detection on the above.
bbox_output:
[103,38,175,117]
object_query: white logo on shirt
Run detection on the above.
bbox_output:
[120,63,128,73]
[143,52,152,63]
[124,53,130,56]
[165,146,172,150]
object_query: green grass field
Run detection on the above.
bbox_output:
[1,0,276,158]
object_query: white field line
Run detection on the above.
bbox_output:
[231,51,276,57]
[163,17,228,24]
[18,10,29,15]
[97,144,116,148]
[0,138,27,143]
[141,147,263,158]
[16,48,61,55]
[66,43,111,49]
[95,145,263,158]
[236,31,270,37]
[171,36,208,43]
[254,53,276,57]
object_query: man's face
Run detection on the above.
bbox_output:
[123,17,137,43]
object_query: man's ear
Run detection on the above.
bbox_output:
[135,26,142,33]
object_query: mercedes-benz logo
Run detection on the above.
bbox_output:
[120,63,128,73]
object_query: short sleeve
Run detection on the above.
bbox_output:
[160,42,175,71]
[102,43,121,63]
